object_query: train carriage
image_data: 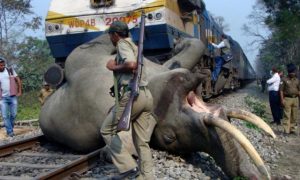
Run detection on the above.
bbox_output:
[45,0,256,97]
[46,0,203,62]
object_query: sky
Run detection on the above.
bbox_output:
[31,0,266,65]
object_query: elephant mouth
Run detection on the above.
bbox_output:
[184,91,275,180]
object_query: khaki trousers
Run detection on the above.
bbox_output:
[101,88,157,180]
[282,97,298,133]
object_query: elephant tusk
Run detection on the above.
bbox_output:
[226,109,276,139]
[203,114,271,180]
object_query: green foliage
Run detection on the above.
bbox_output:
[0,0,42,57]
[17,37,54,92]
[18,103,40,120]
[244,96,268,130]
[0,1,52,121]
[17,91,41,120]
[253,0,300,76]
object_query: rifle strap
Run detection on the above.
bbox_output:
[113,74,119,110]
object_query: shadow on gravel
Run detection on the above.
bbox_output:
[183,152,229,180]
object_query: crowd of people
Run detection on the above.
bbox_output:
[261,64,300,135]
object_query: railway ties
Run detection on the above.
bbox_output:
[0,134,101,180]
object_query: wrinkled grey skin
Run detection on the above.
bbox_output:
[40,34,261,178]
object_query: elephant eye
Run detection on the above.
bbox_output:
[163,134,176,144]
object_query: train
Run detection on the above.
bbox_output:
[44,0,256,97]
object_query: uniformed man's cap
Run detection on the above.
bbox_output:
[108,21,129,33]
[287,63,297,73]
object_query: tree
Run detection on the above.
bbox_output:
[242,1,269,46]
[17,37,54,92]
[244,0,300,76]
[212,15,230,32]
[0,0,41,63]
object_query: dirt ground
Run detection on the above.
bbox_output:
[248,85,300,180]
[0,126,35,140]
[271,131,300,179]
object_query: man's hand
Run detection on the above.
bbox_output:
[106,59,116,71]
[17,92,22,97]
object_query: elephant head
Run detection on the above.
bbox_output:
[40,34,275,179]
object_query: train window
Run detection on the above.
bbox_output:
[90,0,114,8]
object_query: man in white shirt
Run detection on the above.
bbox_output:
[0,57,22,137]
[267,67,281,125]
[210,34,232,85]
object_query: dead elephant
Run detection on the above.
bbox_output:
[39,34,275,179]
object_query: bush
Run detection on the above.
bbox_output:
[17,90,41,120]
[244,96,268,130]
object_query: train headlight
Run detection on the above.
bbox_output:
[155,13,162,20]
[147,13,153,21]
[47,24,54,32]
[46,22,63,34]
[54,24,61,31]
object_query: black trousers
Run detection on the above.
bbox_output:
[269,90,282,124]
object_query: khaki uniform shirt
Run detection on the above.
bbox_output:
[38,88,54,105]
[115,38,148,87]
[280,76,300,97]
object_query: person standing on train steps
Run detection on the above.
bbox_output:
[280,63,300,135]
[267,67,281,125]
[210,34,232,86]
[0,57,22,137]
[100,21,157,180]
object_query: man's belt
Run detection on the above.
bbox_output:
[285,95,298,98]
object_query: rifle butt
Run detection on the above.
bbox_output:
[117,97,134,131]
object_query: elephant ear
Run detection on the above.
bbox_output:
[163,38,205,70]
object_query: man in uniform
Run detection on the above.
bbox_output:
[38,82,54,105]
[280,63,300,134]
[100,21,157,180]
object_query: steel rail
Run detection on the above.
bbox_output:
[0,134,44,157]
[37,149,101,180]
[0,134,102,179]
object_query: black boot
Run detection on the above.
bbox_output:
[111,167,140,180]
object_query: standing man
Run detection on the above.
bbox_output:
[38,82,54,105]
[267,67,281,125]
[100,21,157,180]
[210,34,232,84]
[0,57,22,137]
[280,63,300,134]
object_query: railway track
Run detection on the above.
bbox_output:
[0,134,101,180]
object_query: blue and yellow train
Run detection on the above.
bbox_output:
[45,0,256,95]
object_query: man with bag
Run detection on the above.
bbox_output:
[0,57,22,137]
[100,21,157,180]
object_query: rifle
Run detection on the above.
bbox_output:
[117,11,146,131]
